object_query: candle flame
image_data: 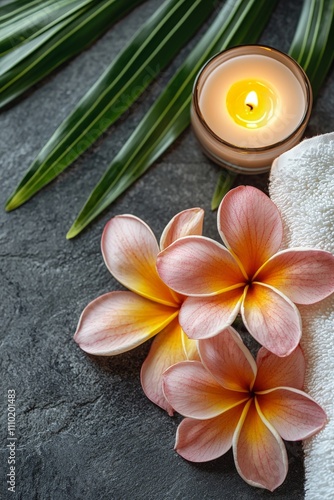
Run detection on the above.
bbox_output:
[245,91,258,111]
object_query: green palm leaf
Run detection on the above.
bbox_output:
[5,0,217,211]
[289,0,334,97]
[0,0,145,108]
[0,0,97,55]
[211,171,238,211]
[0,0,55,23]
[66,0,278,238]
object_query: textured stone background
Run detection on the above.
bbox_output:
[1,0,333,498]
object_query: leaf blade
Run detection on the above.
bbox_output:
[0,0,146,109]
[0,0,96,55]
[289,0,334,97]
[211,171,237,211]
[0,0,56,24]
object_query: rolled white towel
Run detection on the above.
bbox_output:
[269,132,334,500]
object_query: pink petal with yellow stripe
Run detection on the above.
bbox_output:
[74,291,178,355]
[198,327,256,392]
[254,346,305,392]
[102,215,178,306]
[242,283,302,357]
[140,319,197,416]
[157,236,245,296]
[233,399,288,491]
[256,388,327,441]
[256,248,334,304]
[175,404,244,462]
[160,208,204,250]
[179,290,243,340]
[218,186,283,278]
[162,361,249,419]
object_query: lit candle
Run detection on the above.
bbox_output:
[191,46,312,174]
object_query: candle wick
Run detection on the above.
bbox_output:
[246,103,253,111]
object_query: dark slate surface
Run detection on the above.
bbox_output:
[1,0,333,498]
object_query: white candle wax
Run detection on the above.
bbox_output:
[199,54,306,148]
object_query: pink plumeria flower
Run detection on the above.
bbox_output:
[163,327,326,491]
[157,186,334,356]
[74,209,202,415]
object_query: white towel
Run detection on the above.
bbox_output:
[269,132,334,500]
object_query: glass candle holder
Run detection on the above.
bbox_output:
[191,45,313,174]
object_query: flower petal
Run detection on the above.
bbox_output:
[140,319,190,416]
[102,215,178,306]
[254,345,305,392]
[160,208,204,250]
[257,388,327,441]
[198,327,257,392]
[242,283,302,357]
[74,291,178,355]
[181,332,200,361]
[175,404,244,462]
[162,361,248,419]
[157,236,245,296]
[256,249,334,304]
[218,186,283,278]
[233,399,288,491]
[179,290,243,340]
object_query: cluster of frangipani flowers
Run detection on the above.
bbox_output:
[74,186,334,490]
[163,327,326,491]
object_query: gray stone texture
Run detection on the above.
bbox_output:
[1,0,333,498]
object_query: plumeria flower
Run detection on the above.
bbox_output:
[74,209,202,414]
[163,327,326,491]
[157,186,334,356]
